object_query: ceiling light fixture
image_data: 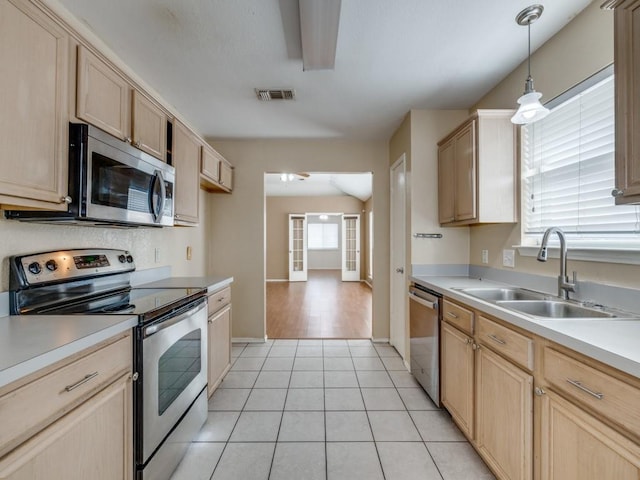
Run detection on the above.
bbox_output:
[511,4,550,125]
[280,173,296,182]
[299,0,342,71]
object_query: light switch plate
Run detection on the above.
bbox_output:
[503,249,515,268]
[481,250,489,264]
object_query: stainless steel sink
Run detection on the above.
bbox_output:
[457,287,546,302]
[495,300,617,319]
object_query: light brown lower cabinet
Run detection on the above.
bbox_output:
[208,305,231,397]
[540,390,640,480]
[475,345,532,480]
[441,321,475,439]
[441,296,640,480]
[0,373,131,480]
[207,286,232,397]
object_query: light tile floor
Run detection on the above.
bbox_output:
[170,339,495,480]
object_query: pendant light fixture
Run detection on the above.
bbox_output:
[511,4,550,125]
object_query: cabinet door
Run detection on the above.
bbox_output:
[540,390,640,480]
[131,90,167,162]
[438,140,456,224]
[476,346,533,480]
[76,45,130,142]
[454,121,477,221]
[0,0,69,210]
[0,374,132,480]
[441,322,474,439]
[172,120,201,224]
[219,161,233,192]
[201,146,221,184]
[208,305,231,397]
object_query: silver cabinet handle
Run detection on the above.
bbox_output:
[60,196,72,204]
[447,312,458,319]
[566,379,604,400]
[133,140,141,148]
[488,334,506,345]
[611,188,624,198]
[396,267,404,274]
[64,372,99,392]
[208,319,213,324]
[124,136,132,143]
[534,387,546,396]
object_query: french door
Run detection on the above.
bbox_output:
[341,214,360,281]
[288,214,307,281]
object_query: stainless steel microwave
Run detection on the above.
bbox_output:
[5,123,174,227]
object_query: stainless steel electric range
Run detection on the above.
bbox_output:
[9,248,208,480]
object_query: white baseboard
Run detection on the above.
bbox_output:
[232,337,269,344]
[362,279,372,289]
[372,337,390,344]
[266,279,288,282]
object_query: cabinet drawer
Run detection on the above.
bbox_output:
[478,315,533,371]
[543,347,640,437]
[443,299,474,334]
[208,286,231,316]
[0,334,131,456]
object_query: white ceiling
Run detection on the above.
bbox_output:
[265,173,372,201]
[57,0,593,140]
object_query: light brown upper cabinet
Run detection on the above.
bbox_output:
[437,110,517,226]
[0,0,70,210]
[173,120,201,225]
[201,144,233,193]
[604,1,640,204]
[76,46,167,162]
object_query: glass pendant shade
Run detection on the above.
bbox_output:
[511,90,550,124]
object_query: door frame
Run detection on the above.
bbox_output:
[288,213,307,281]
[341,213,361,281]
[390,154,407,359]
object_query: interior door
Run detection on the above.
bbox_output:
[341,214,361,281]
[390,155,407,358]
[288,214,307,281]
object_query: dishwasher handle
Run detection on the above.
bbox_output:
[408,290,439,310]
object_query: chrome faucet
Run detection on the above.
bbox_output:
[536,227,576,300]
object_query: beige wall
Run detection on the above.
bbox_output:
[468,2,637,287]
[266,196,365,280]
[207,139,389,341]
[0,190,210,291]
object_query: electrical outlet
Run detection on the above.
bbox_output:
[154,248,160,263]
[503,249,515,268]
[481,250,489,264]
[186,246,192,261]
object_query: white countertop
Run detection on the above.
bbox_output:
[0,314,137,388]
[137,275,233,294]
[411,275,640,379]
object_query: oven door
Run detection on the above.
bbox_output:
[141,299,207,462]
[84,127,174,226]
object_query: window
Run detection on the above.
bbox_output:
[522,67,640,248]
[308,223,339,249]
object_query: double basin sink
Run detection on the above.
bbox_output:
[455,287,630,319]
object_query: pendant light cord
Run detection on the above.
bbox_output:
[527,22,531,79]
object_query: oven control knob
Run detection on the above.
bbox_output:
[28,262,42,275]
[126,255,134,263]
[45,259,58,271]
[118,255,126,263]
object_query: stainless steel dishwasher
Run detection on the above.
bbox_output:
[409,283,442,406]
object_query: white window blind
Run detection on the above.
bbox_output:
[308,223,339,249]
[522,72,640,246]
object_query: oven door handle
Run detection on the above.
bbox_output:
[144,300,206,337]
[150,170,167,223]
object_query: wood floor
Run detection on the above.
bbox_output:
[266,270,372,339]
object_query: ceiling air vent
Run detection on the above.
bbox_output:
[255,88,296,101]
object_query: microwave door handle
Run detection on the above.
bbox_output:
[150,170,166,222]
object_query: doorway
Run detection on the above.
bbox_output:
[265,172,373,339]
